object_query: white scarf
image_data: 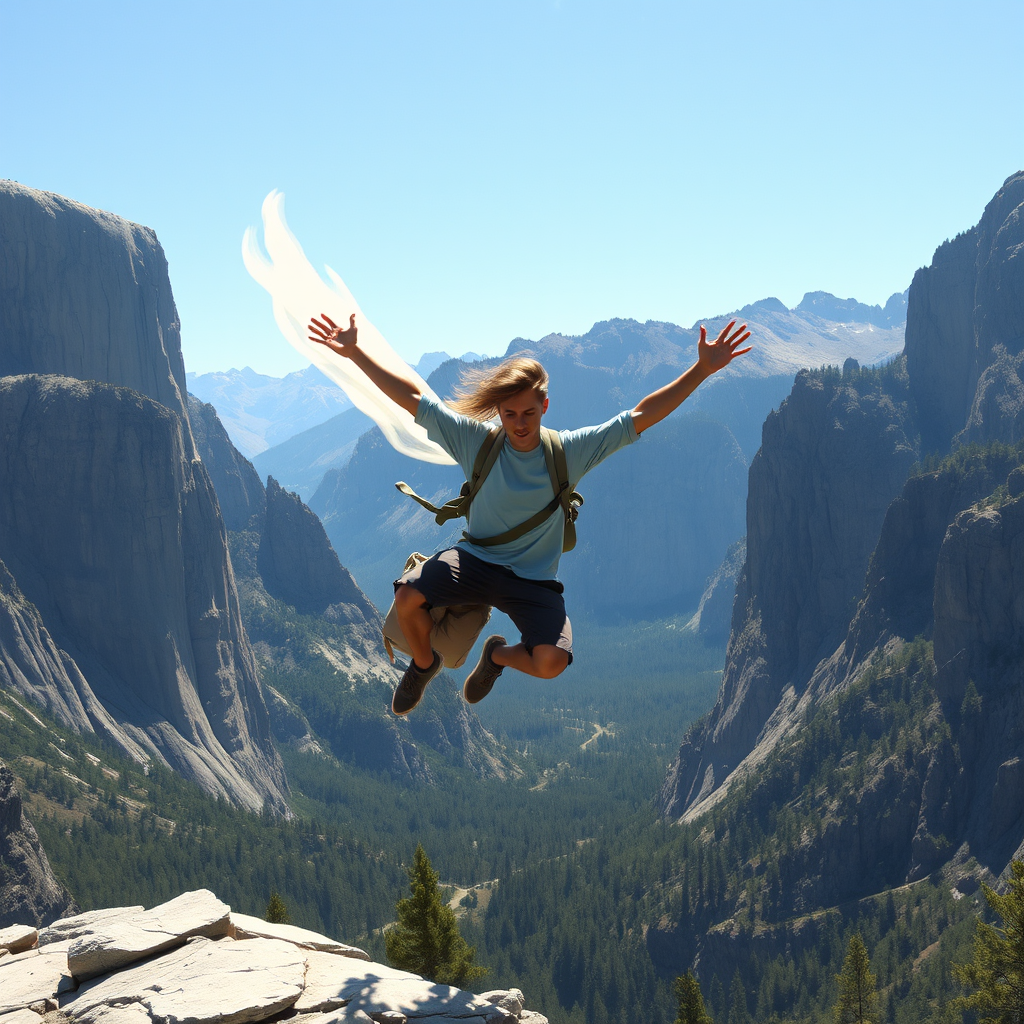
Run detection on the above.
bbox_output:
[242,191,455,466]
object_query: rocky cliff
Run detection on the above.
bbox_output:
[0,183,287,812]
[0,181,192,451]
[661,172,1024,868]
[0,760,77,929]
[0,889,547,1023]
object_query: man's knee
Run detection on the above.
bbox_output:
[395,583,428,614]
[533,645,569,679]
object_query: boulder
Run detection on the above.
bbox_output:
[229,914,368,960]
[62,936,305,1024]
[67,890,231,982]
[39,908,144,948]
[479,990,524,1016]
[337,972,516,1023]
[0,948,72,1014]
[0,1009,48,1024]
[0,924,37,955]
[294,953,417,1013]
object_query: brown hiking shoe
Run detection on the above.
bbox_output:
[463,635,506,704]
[392,651,442,716]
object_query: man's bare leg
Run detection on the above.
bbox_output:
[394,584,436,668]
[491,642,569,680]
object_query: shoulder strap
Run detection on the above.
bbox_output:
[541,428,584,552]
[464,427,584,552]
[395,426,505,524]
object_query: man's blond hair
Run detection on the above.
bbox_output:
[448,357,549,421]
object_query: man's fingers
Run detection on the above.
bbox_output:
[699,324,707,343]
[349,313,356,329]
[730,331,751,349]
[321,314,338,330]
[732,346,753,357]
[309,317,330,334]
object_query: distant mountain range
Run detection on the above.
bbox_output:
[185,365,354,458]
[187,352,488,460]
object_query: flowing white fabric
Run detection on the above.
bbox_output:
[242,191,455,465]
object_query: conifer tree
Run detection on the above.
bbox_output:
[955,859,1024,1024]
[834,933,877,1024]
[385,844,487,988]
[265,891,290,924]
[728,970,750,1024]
[675,971,714,1024]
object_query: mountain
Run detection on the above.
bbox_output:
[661,172,1024,871]
[0,181,288,813]
[252,406,372,501]
[186,365,353,458]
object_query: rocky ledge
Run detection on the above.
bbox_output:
[0,889,547,1024]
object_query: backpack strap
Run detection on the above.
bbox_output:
[541,428,584,552]
[395,426,505,525]
[463,427,584,552]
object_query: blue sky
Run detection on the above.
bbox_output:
[3,0,1022,375]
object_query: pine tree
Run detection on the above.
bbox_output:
[954,859,1024,1024]
[385,844,487,988]
[265,891,290,924]
[728,970,750,1024]
[675,971,714,1024]
[834,933,877,1024]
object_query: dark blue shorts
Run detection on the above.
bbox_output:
[395,547,573,662]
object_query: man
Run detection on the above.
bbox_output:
[308,312,750,715]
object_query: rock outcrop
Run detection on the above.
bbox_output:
[259,478,377,624]
[0,184,287,813]
[0,889,547,1024]
[0,761,77,929]
[187,396,266,531]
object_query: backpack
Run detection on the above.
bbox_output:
[394,425,585,552]
[381,551,492,669]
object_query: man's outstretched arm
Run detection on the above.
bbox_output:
[631,320,751,435]
[307,313,422,416]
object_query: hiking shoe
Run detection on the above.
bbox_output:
[463,635,506,704]
[392,651,442,716]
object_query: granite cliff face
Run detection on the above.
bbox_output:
[0,759,77,928]
[661,172,1024,875]
[0,181,192,450]
[0,183,287,812]
[660,362,917,816]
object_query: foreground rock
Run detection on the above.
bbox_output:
[0,890,547,1024]
[66,890,231,982]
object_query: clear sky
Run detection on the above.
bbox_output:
[3,0,1022,376]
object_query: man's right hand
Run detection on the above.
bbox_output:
[308,313,357,356]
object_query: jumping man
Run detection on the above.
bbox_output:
[307,313,751,715]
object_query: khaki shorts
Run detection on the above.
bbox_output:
[395,547,573,663]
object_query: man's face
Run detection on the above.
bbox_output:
[498,388,549,451]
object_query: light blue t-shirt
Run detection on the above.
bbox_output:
[415,395,639,580]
